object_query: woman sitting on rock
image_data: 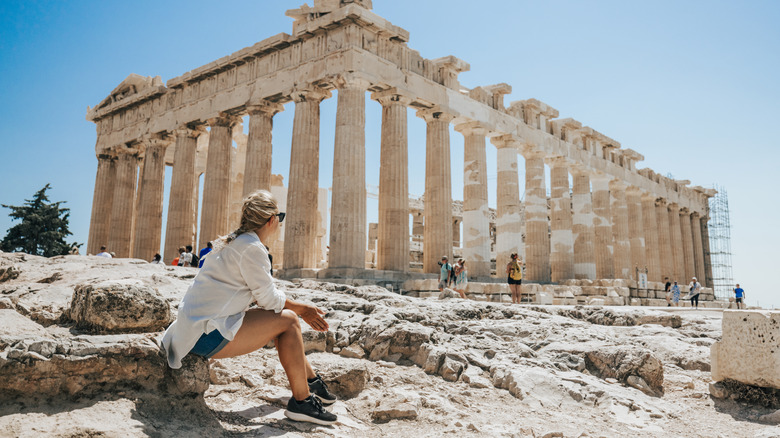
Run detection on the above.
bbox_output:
[161,190,337,425]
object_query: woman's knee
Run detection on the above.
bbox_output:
[280,309,301,330]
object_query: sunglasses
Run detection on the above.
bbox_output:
[276,212,286,223]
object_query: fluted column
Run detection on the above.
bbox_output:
[668,203,685,282]
[626,187,646,279]
[455,121,491,277]
[284,88,331,270]
[243,101,284,197]
[87,153,116,255]
[655,198,673,281]
[691,211,706,284]
[418,108,455,273]
[107,149,139,257]
[329,76,368,269]
[164,126,204,263]
[679,207,696,282]
[491,135,523,275]
[591,176,614,279]
[701,216,713,287]
[571,168,596,279]
[547,157,574,282]
[610,181,631,279]
[199,114,241,248]
[641,194,661,282]
[374,90,411,272]
[522,147,550,283]
[133,136,172,261]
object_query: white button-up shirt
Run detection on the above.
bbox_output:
[161,231,285,369]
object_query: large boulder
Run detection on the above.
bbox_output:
[712,310,780,390]
[585,346,664,396]
[66,279,172,333]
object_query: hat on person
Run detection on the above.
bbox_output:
[441,255,448,260]
[692,277,697,280]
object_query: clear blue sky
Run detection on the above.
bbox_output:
[1,1,777,307]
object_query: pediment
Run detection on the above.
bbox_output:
[94,74,162,111]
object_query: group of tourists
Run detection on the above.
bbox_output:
[664,276,703,308]
[151,242,214,268]
[437,256,469,299]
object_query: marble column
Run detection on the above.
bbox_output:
[591,176,614,279]
[547,157,574,283]
[491,135,523,276]
[133,136,171,262]
[243,101,283,197]
[655,198,673,281]
[284,88,331,270]
[691,211,706,284]
[522,147,550,283]
[610,181,631,279]
[199,115,241,248]
[701,216,713,287]
[571,168,597,279]
[164,126,203,263]
[374,90,411,272]
[641,194,661,282]
[668,203,685,283]
[87,153,116,255]
[679,207,696,282]
[455,122,491,277]
[626,187,646,279]
[107,150,139,258]
[418,108,455,273]
[329,76,368,269]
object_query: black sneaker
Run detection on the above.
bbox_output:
[284,395,337,425]
[308,375,338,405]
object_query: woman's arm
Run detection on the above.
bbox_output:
[284,299,329,332]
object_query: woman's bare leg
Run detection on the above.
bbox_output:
[211,308,315,400]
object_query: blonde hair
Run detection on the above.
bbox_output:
[216,190,278,247]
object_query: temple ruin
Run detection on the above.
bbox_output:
[85,0,716,302]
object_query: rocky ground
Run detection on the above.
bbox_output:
[1,252,779,437]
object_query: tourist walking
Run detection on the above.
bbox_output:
[671,281,681,306]
[506,253,523,304]
[161,190,337,425]
[198,242,213,268]
[96,246,112,258]
[734,283,745,309]
[688,277,702,309]
[453,259,469,299]
[172,247,184,266]
[179,245,194,267]
[664,277,672,307]
[437,256,452,291]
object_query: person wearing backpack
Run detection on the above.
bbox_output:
[437,256,452,292]
[506,253,524,304]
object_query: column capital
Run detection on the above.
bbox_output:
[691,210,701,219]
[174,124,207,139]
[544,156,570,168]
[207,113,242,128]
[655,197,668,207]
[246,100,284,117]
[520,144,545,159]
[372,88,414,107]
[625,185,643,195]
[96,152,116,160]
[608,179,628,191]
[679,206,691,215]
[490,133,524,149]
[416,107,455,124]
[454,121,489,136]
[290,87,331,103]
[332,72,372,90]
[667,201,680,210]
[640,192,657,202]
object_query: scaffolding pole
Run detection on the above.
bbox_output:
[708,185,734,300]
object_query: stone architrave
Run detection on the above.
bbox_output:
[164,126,204,263]
[133,136,172,262]
[641,194,661,282]
[284,88,331,270]
[491,135,523,276]
[418,108,455,273]
[374,90,412,272]
[455,121,491,277]
[610,180,631,279]
[107,149,139,258]
[679,207,696,282]
[243,101,284,197]
[521,147,550,283]
[199,114,241,249]
[701,216,713,287]
[668,203,685,283]
[626,187,646,279]
[571,168,597,280]
[655,198,673,281]
[329,75,369,269]
[691,211,706,284]
[546,157,574,283]
[87,154,116,255]
[591,176,614,279]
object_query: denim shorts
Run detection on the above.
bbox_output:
[190,329,230,358]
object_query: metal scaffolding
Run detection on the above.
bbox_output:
[708,185,734,300]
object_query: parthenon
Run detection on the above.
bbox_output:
[85,0,715,290]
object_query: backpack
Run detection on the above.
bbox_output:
[510,261,522,281]
[191,253,199,267]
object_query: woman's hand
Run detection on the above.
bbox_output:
[285,300,329,332]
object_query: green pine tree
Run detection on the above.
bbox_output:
[1,184,82,257]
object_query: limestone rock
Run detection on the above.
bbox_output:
[0,264,20,282]
[585,346,664,396]
[66,279,172,333]
[371,393,420,423]
[712,310,780,389]
[320,363,369,398]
